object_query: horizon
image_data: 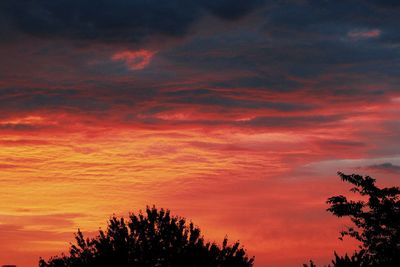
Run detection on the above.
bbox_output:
[0,1,400,266]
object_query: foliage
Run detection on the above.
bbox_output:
[330,251,365,267]
[303,260,317,267]
[39,206,254,267]
[305,172,400,267]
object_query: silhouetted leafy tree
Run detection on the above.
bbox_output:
[303,260,317,267]
[40,206,254,267]
[305,172,400,267]
[329,251,365,267]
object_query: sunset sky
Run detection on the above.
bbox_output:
[1,1,400,266]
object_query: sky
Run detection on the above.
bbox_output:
[0,0,400,266]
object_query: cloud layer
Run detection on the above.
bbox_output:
[0,0,265,43]
[1,1,400,267]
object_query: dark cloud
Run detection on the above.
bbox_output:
[165,89,314,111]
[317,139,366,148]
[202,0,265,20]
[364,162,400,173]
[212,76,301,92]
[0,88,109,112]
[0,0,265,43]
[163,8,400,86]
[368,0,400,8]
[0,0,398,133]
[239,114,344,128]
[265,1,378,34]
[263,0,400,47]
[131,114,345,129]
[0,123,49,131]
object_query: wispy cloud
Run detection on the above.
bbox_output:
[364,162,400,173]
[1,1,400,266]
[111,50,156,70]
[348,29,381,40]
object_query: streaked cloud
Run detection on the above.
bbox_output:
[348,28,381,40]
[0,1,399,267]
[364,162,400,173]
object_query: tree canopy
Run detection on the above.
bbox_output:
[40,206,254,267]
[306,172,400,267]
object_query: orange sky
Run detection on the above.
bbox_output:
[0,103,398,266]
[1,1,400,266]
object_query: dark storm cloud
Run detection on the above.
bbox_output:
[0,0,265,43]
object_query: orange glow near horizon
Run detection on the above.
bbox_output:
[1,3,400,266]
[0,95,399,266]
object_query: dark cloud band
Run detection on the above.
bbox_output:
[0,0,265,43]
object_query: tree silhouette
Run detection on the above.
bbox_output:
[305,172,400,267]
[39,206,254,267]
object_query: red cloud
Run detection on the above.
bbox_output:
[348,29,381,40]
[111,50,156,70]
